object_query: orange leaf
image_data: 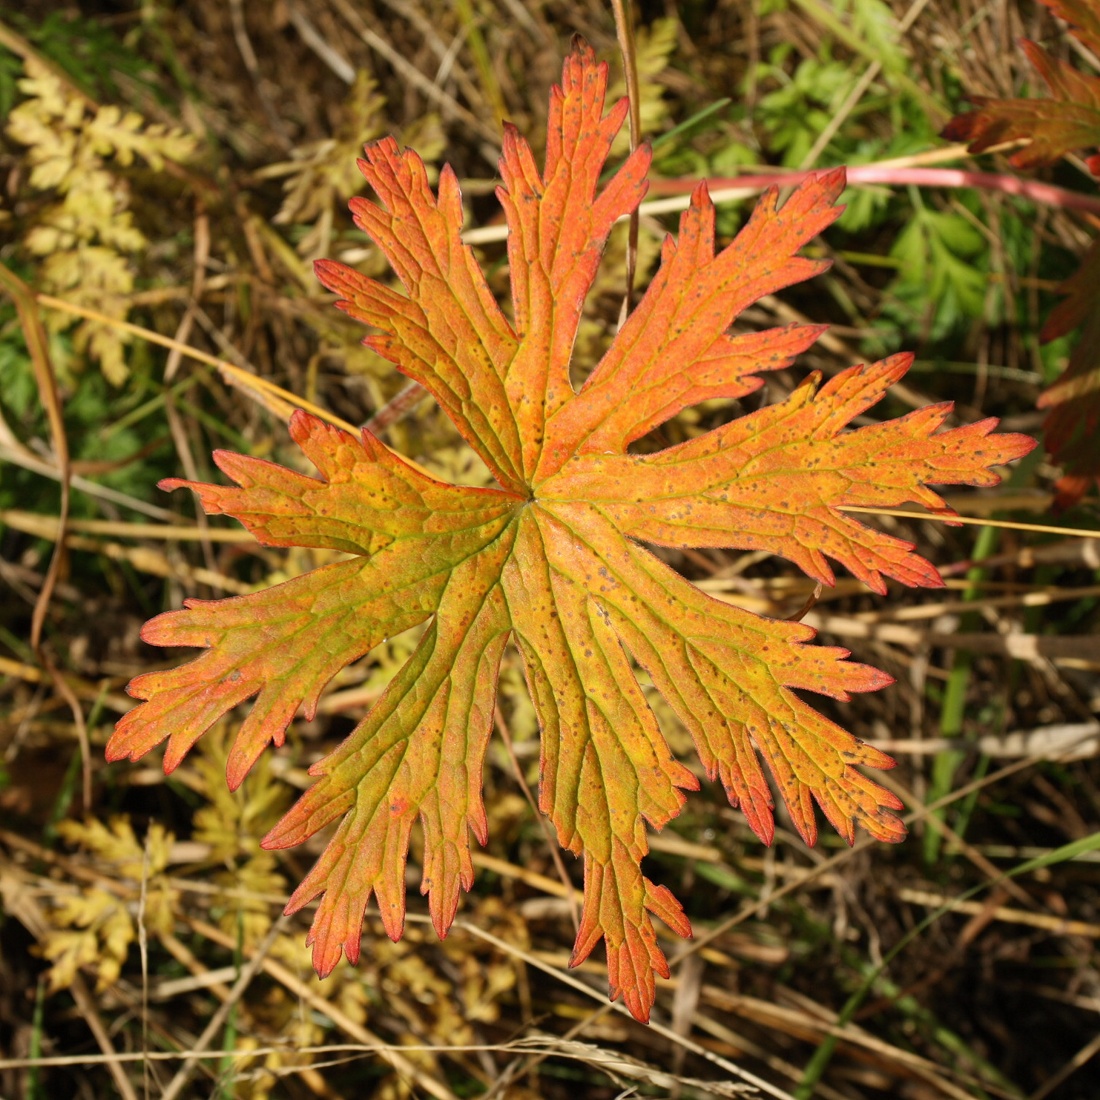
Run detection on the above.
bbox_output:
[541,354,1028,594]
[107,414,519,787]
[110,39,1034,1023]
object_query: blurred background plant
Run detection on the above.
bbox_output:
[1,1,1098,1097]
[942,0,1100,510]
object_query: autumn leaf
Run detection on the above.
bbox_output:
[1036,235,1100,507]
[109,41,1034,1023]
[941,0,1100,175]
[943,0,1100,506]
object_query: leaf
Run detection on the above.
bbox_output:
[1036,236,1100,507]
[109,40,1034,1023]
[943,0,1100,505]
[942,0,1100,176]
[1044,0,1100,54]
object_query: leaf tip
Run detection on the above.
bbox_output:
[260,817,295,851]
[287,406,320,443]
[103,727,130,763]
[225,754,251,792]
[379,900,406,943]
[869,666,896,692]
[817,164,848,198]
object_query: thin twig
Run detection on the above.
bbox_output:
[327,0,500,145]
[609,3,641,313]
[461,156,1100,245]
[363,380,427,435]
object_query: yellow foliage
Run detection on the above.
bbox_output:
[192,728,289,860]
[263,70,445,262]
[40,816,176,992]
[40,889,133,992]
[84,103,195,169]
[5,57,196,384]
[191,727,289,948]
[441,897,526,1025]
[263,72,388,259]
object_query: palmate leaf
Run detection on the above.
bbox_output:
[109,41,1034,1023]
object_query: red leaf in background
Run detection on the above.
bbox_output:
[944,0,1100,505]
[942,0,1100,174]
[1037,237,1100,507]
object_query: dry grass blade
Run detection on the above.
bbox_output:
[34,293,361,436]
[0,510,256,543]
[0,263,91,813]
[451,916,800,1100]
[1030,1032,1100,1100]
[0,511,254,594]
[871,722,1100,759]
[507,1035,754,1096]
[158,916,289,1100]
[896,888,1100,937]
[327,0,500,145]
[841,504,1100,540]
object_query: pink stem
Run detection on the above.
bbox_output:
[649,166,1100,217]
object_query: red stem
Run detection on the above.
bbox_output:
[649,166,1100,218]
